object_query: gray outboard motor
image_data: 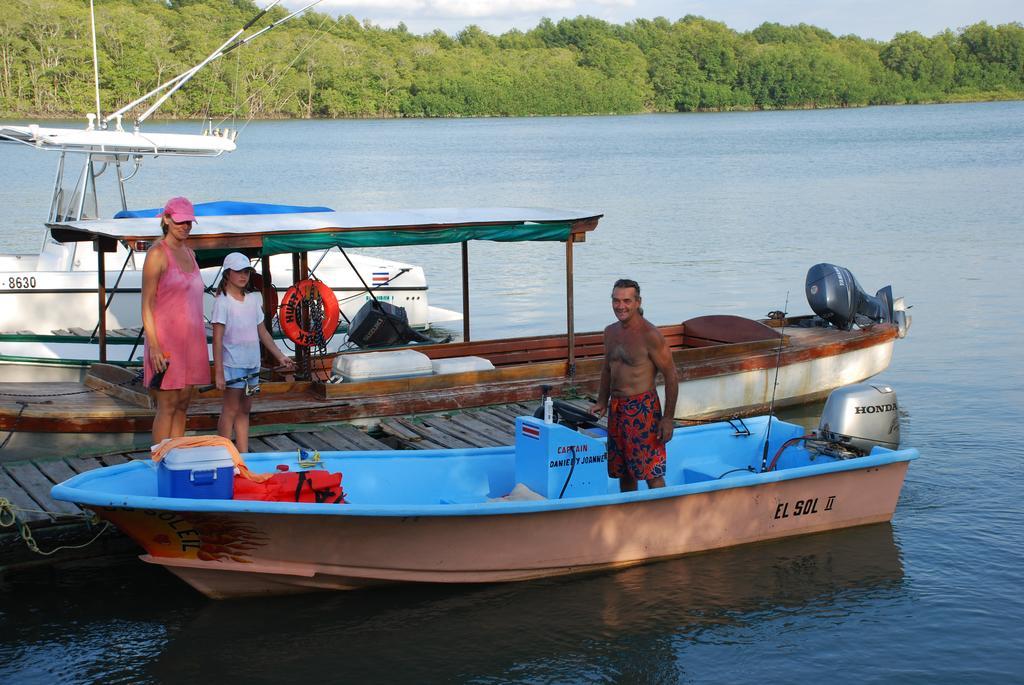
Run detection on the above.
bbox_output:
[818,383,900,455]
[806,263,908,334]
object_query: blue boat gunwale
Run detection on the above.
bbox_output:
[51,436,919,518]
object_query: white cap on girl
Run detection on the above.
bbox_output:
[222,252,251,272]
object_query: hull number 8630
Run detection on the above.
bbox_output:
[8,277,37,289]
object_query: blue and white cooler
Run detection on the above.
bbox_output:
[157,445,236,499]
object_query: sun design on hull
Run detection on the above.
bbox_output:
[189,516,270,563]
[103,509,270,563]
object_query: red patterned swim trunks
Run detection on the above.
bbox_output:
[607,388,667,481]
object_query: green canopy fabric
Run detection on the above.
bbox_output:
[259,222,574,255]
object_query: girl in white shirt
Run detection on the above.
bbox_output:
[212,252,294,451]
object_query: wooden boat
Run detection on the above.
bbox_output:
[50,386,919,598]
[0,206,911,452]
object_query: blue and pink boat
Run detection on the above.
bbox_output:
[51,384,918,599]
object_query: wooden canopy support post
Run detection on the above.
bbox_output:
[93,236,116,363]
[566,236,575,378]
[97,246,106,363]
[259,251,281,378]
[462,241,470,342]
[260,253,273,336]
[292,252,311,376]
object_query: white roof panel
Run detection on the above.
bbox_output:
[0,125,235,156]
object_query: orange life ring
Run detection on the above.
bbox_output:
[278,279,340,347]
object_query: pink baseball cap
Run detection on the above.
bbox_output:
[160,196,197,223]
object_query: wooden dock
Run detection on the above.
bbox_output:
[0,400,601,571]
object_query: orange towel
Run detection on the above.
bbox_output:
[151,435,272,483]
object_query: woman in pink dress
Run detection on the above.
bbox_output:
[141,197,210,444]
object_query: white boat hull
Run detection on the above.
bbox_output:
[0,250,441,334]
[665,334,896,419]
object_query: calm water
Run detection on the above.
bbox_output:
[1,102,1023,683]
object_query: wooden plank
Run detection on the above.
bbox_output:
[509,402,539,415]
[0,467,51,523]
[127,451,152,461]
[421,416,501,448]
[34,459,81,487]
[84,372,152,409]
[261,434,305,453]
[472,408,518,431]
[394,418,474,450]
[309,427,362,454]
[484,406,524,424]
[378,419,446,450]
[289,431,338,453]
[65,456,105,474]
[4,462,79,517]
[478,405,517,422]
[327,424,392,451]
[101,453,130,466]
[447,415,510,446]
[447,413,514,445]
[33,461,83,515]
[378,418,422,442]
[246,437,274,453]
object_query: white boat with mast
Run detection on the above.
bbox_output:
[0,1,459,381]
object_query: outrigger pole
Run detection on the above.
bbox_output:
[103,0,324,129]
[132,0,284,128]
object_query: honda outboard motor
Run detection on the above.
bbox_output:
[818,383,900,455]
[805,263,910,336]
[347,300,429,348]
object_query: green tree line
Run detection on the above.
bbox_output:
[2,0,1021,119]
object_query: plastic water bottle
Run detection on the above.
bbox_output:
[543,396,554,424]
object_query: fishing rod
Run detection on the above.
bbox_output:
[197,363,292,394]
[198,370,261,394]
[760,291,789,473]
[106,1,281,127]
[104,0,324,128]
[133,0,290,128]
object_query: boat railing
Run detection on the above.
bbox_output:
[375,325,687,364]
[303,317,802,386]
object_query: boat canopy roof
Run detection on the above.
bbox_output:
[0,125,235,156]
[113,200,334,219]
[48,205,603,256]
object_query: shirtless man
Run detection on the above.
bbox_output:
[589,279,678,492]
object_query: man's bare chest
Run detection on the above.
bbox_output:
[608,340,648,366]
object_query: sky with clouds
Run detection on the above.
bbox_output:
[303,0,1020,40]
